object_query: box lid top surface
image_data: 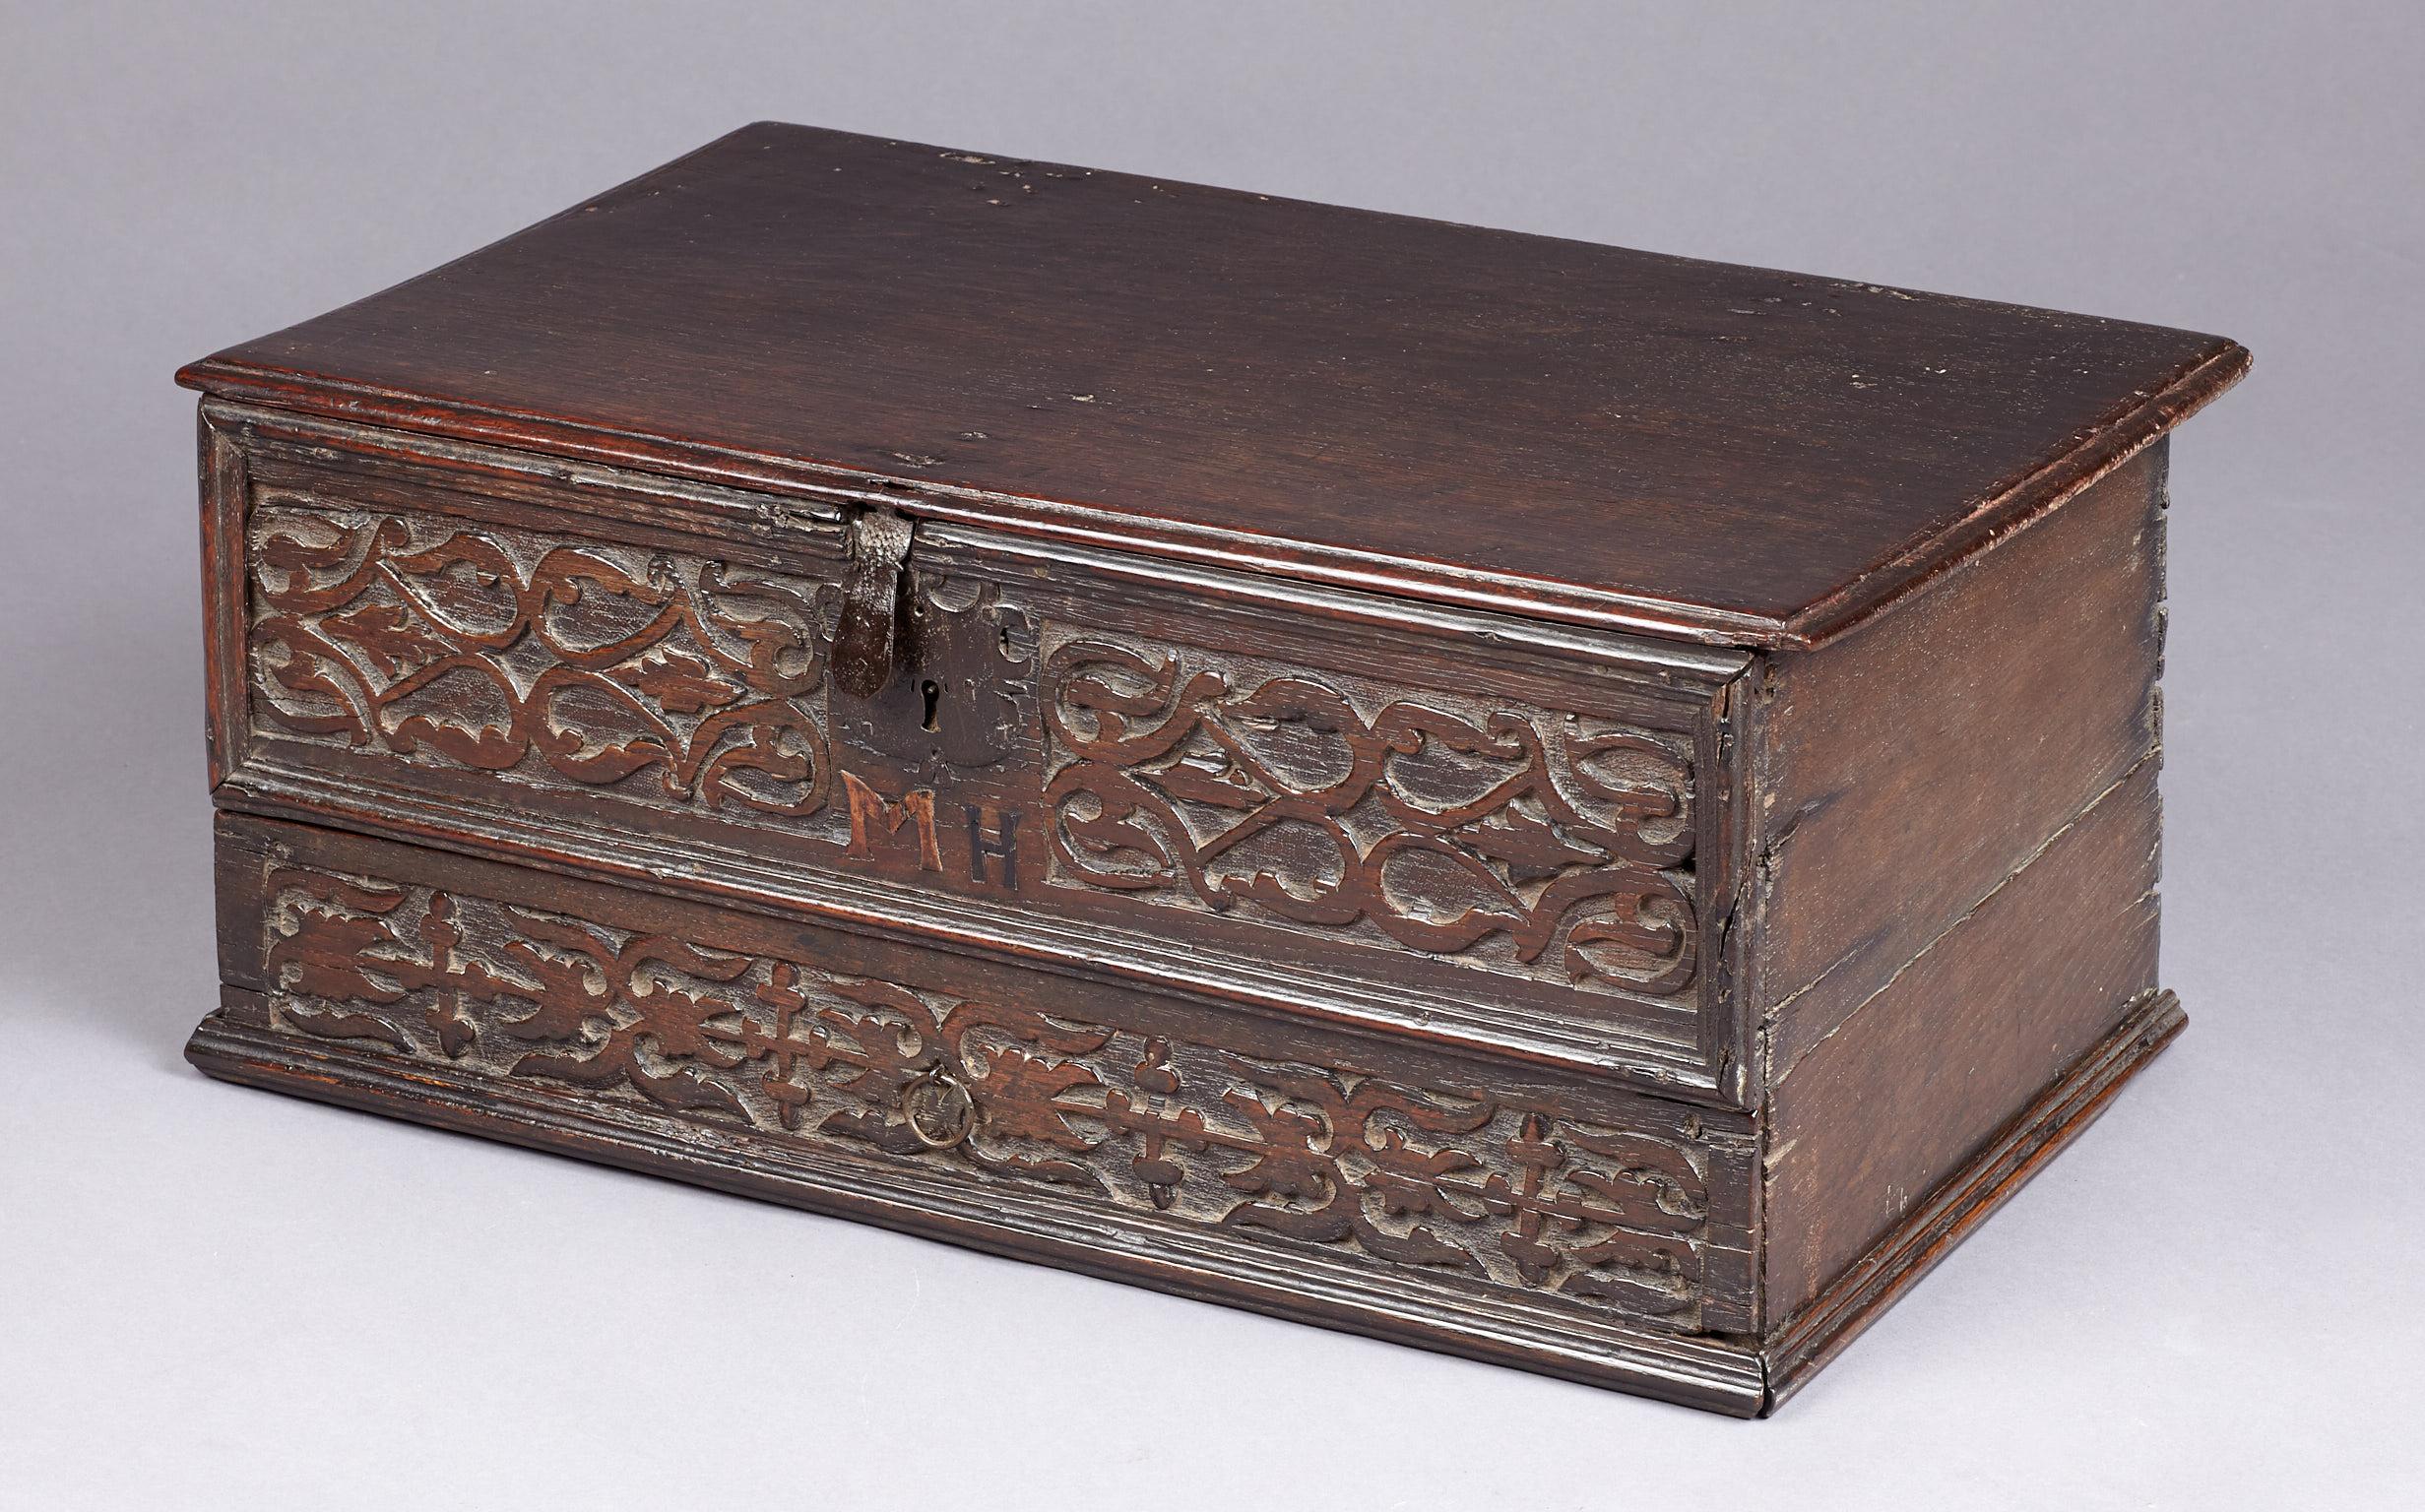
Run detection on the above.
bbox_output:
[180,122,2246,649]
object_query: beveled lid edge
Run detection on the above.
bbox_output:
[175,338,2248,653]
[1780,336,2252,648]
[172,357,1805,649]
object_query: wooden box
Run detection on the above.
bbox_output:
[177,123,2247,1416]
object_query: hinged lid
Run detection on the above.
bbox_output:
[178,121,2247,650]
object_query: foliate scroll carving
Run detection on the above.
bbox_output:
[246,502,834,819]
[260,866,1718,1324]
[1041,636,1698,998]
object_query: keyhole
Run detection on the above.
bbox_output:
[919,678,942,732]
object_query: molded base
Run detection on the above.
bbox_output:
[185,987,2184,1417]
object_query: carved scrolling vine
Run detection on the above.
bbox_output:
[246,503,835,819]
[241,499,1701,1002]
[1042,637,1699,997]
[259,866,1716,1323]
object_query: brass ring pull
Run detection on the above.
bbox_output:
[900,1061,976,1151]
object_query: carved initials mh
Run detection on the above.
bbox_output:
[840,769,940,871]
[966,803,1019,887]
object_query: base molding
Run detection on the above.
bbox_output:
[1758,989,2186,1411]
[185,998,1769,1417]
[184,986,2183,1417]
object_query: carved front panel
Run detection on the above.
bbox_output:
[1042,633,1697,1001]
[247,499,842,827]
[256,862,1726,1326]
[222,427,1735,1094]
[241,505,1700,1008]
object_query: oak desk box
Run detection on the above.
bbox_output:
[178,123,2247,1416]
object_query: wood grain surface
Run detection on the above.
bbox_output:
[178,122,2248,648]
[1761,760,2165,1322]
[174,123,2246,1413]
[1748,445,2168,1080]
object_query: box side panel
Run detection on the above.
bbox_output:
[1760,762,2160,1319]
[1746,445,2171,1328]
[1747,444,2166,1083]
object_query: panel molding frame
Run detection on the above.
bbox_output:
[201,401,1760,1104]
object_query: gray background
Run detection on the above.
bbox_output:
[3,2,2417,1505]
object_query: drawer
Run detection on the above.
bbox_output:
[205,813,1757,1355]
[204,406,1753,1101]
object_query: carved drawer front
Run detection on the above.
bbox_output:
[212,814,1755,1338]
[207,409,1749,1100]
